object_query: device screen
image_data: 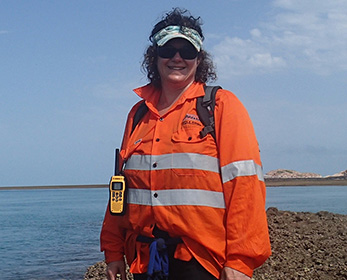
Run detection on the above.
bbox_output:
[112,181,123,190]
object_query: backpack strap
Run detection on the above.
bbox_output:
[197,85,222,141]
[131,101,148,134]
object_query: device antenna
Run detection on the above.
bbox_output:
[114,148,120,176]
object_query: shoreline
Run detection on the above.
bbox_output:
[1,177,347,190]
[265,177,347,186]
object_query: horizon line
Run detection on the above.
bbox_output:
[0,184,108,191]
[1,177,347,190]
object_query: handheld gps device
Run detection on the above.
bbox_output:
[109,149,127,215]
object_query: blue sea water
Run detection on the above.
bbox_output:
[266,186,347,214]
[0,186,346,280]
[0,188,109,280]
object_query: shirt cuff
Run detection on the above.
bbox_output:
[224,255,255,277]
[104,251,124,264]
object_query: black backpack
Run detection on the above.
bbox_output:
[131,85,222,141]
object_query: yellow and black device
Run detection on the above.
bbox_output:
[109,149,127,215]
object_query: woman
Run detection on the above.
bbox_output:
[101,8,271,280]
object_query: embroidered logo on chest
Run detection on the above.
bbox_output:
[182,114,202,128]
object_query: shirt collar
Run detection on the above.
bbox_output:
[133,82,205,106]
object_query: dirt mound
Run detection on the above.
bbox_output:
[85,208,347,280]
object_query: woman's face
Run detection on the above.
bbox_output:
[157,38,200,89]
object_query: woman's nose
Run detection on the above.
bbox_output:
[171,51,183,61]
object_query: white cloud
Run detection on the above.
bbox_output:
[213,35,286,77]
[250,28,262,38]
[212,0,347,77]
[270,0,347,72]
[249,53,285,69]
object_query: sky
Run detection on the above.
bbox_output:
[1,0,346,187]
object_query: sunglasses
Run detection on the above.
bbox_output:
[157,45,199,60]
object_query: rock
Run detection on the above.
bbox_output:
[265,169,347,179]
[253,209,347,280]
[265,169,322,178]
[84,257,133,280]
[326,170,347,178]
[84,261,107,280]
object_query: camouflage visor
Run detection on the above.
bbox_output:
[152,25,203,51]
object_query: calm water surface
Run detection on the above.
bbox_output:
[0,188,108,280]
[266,186,347,214]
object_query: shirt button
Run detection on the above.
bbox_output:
[152,162,157,168]
[159,117,164,122]
[153,193,158,198]
[156,138,160,142]
[188,136,192,141]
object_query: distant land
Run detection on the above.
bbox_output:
[1,169,346,190]
[265,169,347,186]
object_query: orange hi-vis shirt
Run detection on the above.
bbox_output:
[100,82,271,278]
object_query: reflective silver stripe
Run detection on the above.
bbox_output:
[221,160,264,183]
[125,153,220,173]
[128,188,225,209]
[127,188,152,205]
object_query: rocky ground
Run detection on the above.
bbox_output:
[85,208,347,280]
[253,208,346,279]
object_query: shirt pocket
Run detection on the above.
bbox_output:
[172,127,205,144]
[171,127,215,176]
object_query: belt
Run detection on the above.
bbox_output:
[136,225,183,245]
[136,235,183,245]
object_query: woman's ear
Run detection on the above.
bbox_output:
[197,57,201,66]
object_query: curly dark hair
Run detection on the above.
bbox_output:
[142,8,217,88]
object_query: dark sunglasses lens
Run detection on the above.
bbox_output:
[158,46,198,60]
[180,47,198,59]
[157,47,177,59]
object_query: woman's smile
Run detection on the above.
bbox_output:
[168,65,185,70]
